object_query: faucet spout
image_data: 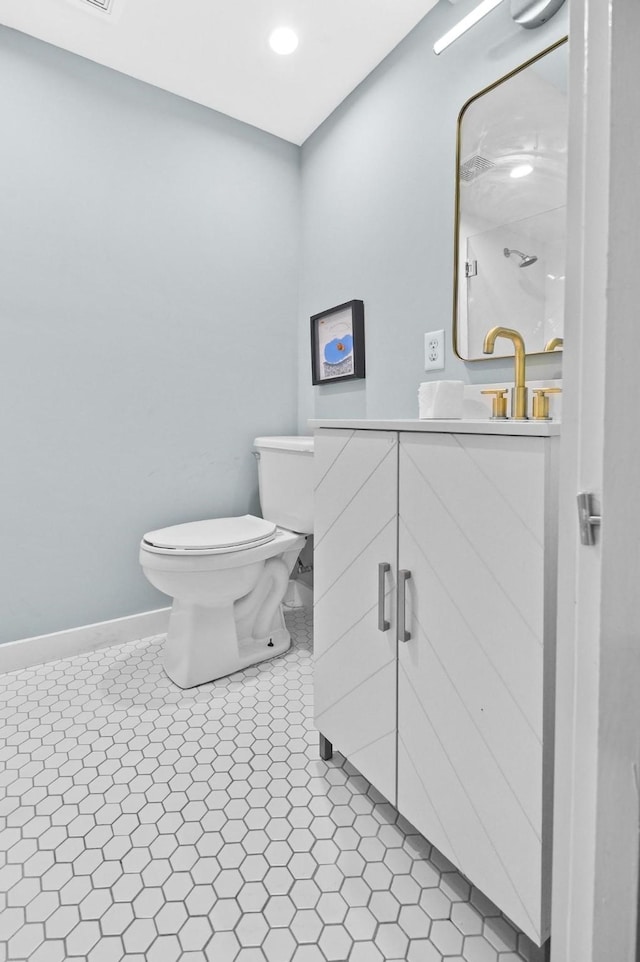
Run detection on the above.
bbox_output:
[483,326,528,419]
[544,336,564,352]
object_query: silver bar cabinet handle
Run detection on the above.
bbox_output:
[398,569,412,642]
[378,563,390,632]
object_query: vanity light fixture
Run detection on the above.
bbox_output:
[269,26,299,55]
[510,163,534,179]
[434,0,503,55]
[434,0,566,54]
[511,0,567,29]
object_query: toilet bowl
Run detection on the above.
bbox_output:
[139,436,313,688]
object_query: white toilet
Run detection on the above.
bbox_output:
[139,436,314,688]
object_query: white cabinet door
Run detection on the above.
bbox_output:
[397,432,557,945]
[313,429,398,803]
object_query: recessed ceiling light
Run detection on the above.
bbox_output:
[269,27,299,56]
[510,163,534,179]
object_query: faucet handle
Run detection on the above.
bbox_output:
[481,388,509,420]
[532,387,562,420]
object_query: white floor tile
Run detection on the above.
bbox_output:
[0,607,545,961]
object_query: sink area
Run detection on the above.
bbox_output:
[309,380,562,435]
[308,417,560,436]
[462,378,562,421]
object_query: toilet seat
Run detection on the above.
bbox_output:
[142,514,277,556]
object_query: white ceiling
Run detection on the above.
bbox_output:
[0,0,440,144]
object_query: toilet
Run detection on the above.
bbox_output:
[139,436,314,688]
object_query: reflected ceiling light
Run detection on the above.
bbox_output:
[269,26,299,55]
[510,163,534,179]
[434,0,503,55]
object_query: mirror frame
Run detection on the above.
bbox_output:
[452,36,569,361]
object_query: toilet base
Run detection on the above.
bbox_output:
[237,625,291,670]
[163,599,293,689]
[141,531,307,689]
[162,553,296,688]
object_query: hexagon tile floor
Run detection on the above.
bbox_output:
[0,606,546,962]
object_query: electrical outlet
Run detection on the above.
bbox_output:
[424,330,445,371]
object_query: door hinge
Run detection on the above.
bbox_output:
[465,260,478,278]
[577,492,601,545]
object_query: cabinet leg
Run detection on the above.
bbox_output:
[319,734,333,761]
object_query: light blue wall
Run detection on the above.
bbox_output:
[0,27,300,645]
[298,0,568,426]
[0,3,570,646]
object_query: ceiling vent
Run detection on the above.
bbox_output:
[81,0,114,11]
[459,154,496,182]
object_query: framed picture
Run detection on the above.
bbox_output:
[310,300,365,385]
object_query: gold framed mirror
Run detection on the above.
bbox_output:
[453,37,568,361]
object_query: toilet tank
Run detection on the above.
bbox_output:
[254,436,314,534]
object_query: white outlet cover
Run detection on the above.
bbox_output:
[424,329,445,371]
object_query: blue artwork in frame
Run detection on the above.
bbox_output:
[310,300,365,385]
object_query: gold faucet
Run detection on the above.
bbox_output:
[482,326,528,419]
[544,337,563,352]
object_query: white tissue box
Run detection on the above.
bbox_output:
[418,380,464,419]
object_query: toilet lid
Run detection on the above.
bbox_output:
[143,515,277,552]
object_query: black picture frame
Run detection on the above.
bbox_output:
[310,300,365,385]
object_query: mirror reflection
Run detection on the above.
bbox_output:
[454,39,568,360]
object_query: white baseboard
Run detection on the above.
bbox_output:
[0,607,171,676]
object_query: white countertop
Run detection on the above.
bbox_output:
[308,418,561,437]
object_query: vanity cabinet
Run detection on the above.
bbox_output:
[313,430,398,803]
[313,425,559,946]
